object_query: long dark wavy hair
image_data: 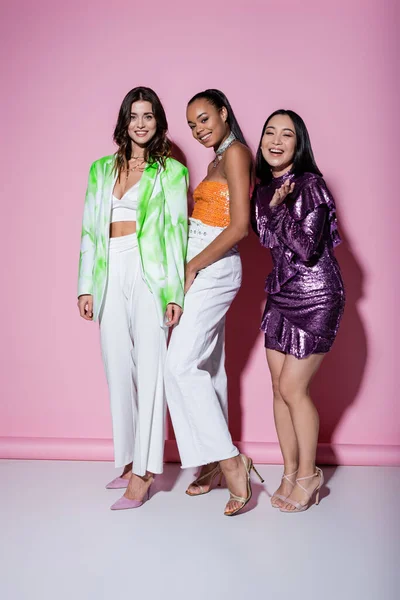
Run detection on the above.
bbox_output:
[187,88,249,148]
[255,109,322,185]
[113,86,171,180]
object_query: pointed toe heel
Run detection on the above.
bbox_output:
[105,477,130,490]
[110,497,144,510]
[110,485,152,511]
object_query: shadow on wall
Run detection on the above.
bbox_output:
[312,227,368,464]
[225,232,267,443]
[313,177,368,464]
[225,182,368,465]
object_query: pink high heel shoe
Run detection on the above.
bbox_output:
[110,485,152,511]
[105,476,130,490]
[271,470,298,508]
[279,467,324,513]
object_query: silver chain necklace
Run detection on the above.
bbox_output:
[213,131,236,167]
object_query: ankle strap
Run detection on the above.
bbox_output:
[296,468,322,497]
[283,470,298,478]
[297,467,322,483]
[296,472,318,483]
[193,463,221,484]
[282,470,298,485]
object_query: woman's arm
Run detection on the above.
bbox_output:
[267,202,327,262]
[185,144,251,290]
[78,162,96,297]
[162,164,189,324]
[250,186,260,237]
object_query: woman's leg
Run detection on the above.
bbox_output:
[165,260,240,469]
[120,463,133,479]
[278,353,325,510]
[266,349,299,506]
[124,262,168,501]
[99,249,136,472]
[166,255,254,512]
[101,237,167,502]
[185,319,226,495]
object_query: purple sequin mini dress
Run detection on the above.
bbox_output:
[253,171,345,359]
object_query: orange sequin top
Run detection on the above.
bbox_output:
[192,181,230,228]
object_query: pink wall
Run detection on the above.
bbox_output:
[1,0,399,465]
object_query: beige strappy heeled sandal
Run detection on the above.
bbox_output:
[224,455,265,517]
[279,467,324,513]
[186,463,223,496]
[271,470,298,508]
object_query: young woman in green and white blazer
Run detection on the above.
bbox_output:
[77,87,188,510]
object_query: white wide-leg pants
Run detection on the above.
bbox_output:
[165,219,242,468]
[99,233,167,476]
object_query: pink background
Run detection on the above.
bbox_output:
[1,0,399,465]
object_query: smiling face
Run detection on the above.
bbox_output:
[261,113,297,176]
[127,100,157,147]
[186,98,229,149]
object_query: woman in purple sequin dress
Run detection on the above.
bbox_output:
[252,110,345,513]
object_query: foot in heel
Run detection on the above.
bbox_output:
[106,476,130,489]
[106,464,133,489]
[280,467,324,513]
[110,473,153,510]
[271,469,298,508]
[186,462,222,496]
[223,455,254,517]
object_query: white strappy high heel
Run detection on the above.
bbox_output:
[270,470,298,508]
[279,467,324,513]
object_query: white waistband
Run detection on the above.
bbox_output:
[188,218,239,255]
[189,218,225,241]
[109,232,138,251]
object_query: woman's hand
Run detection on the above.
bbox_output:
[184,262,198,294]
[165,303,183,327]
[78,295,93,320]
[270,180,295,207]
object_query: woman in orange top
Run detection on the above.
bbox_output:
[165,89,262,516]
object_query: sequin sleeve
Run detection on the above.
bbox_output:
[267,202,327,262]
[250,187,259,236]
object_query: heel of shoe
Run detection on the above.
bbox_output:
[252,464,265,483]
[315,467,323,505]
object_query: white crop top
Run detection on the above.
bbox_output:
[111,181,139,223]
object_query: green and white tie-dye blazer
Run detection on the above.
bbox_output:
[78,155,189,326]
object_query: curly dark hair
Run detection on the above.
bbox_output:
[113,86,171,180]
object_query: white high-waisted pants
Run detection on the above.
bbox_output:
[99,233,167,476]
[165,219,242,469]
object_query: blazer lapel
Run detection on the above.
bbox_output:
[102,157,118,215]
[137,162,159,232]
